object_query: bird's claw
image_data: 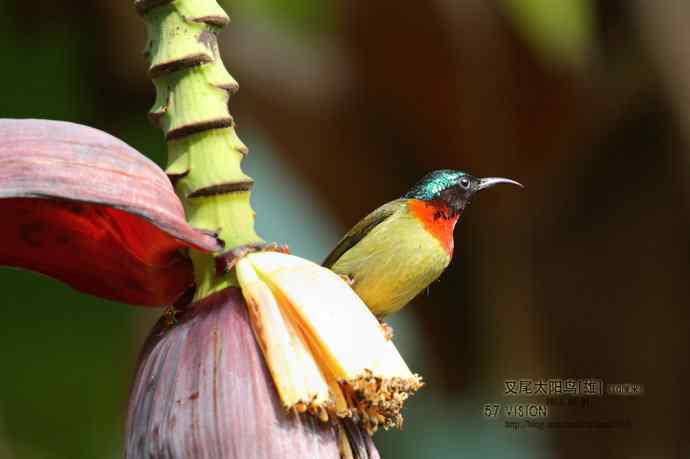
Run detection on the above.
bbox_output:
[339,273,355,286]
[215,242,289,274]
[380,322,394,341]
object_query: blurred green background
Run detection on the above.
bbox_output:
[1,0,689,458]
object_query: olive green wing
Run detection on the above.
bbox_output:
[323,199,407,268]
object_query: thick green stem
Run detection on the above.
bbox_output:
[137,0,262,300]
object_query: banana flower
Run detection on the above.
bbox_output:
[0,118,419,458]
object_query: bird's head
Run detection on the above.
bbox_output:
[403,169,523,216]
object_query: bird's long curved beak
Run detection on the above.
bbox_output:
[476,177,524,191]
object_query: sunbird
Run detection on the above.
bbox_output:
[324,170,522,325]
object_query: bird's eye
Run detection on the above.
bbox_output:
[460,178,470,189]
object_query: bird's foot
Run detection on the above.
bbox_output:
[379,321,394,341]
[339,273,355,286]
[216,242,290,273]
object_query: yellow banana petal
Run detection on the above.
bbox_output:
[252,254,396,376]
[236,258,331,412]
[244,252,423,433]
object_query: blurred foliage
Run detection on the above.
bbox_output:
[225,0,334,35]
[500,0,594,67]
[0,5,88,121]
[0,271,133,459]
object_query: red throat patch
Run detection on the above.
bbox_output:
[407,199,459,255]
